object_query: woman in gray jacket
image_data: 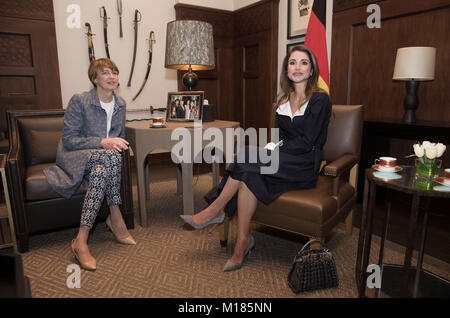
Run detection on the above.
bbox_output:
[44,58,135,271]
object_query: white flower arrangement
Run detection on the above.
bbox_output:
[410,141,446,163]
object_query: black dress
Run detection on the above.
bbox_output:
[204,92,332,216]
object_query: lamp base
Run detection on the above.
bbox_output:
[403,110,416,125]
[182,66,198,91]
[402,80,419,124]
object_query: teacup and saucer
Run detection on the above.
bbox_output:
[434,168,450,188]
[372,157,402,173]
[151,117,166,128]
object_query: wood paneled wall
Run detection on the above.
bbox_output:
[0,0,62,125]
[331,0,450,123]
[175,0,279,131]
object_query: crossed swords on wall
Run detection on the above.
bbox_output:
[84,0,155,101]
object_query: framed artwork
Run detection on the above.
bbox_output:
[166,91,204,122]
[286,37,305,55]
[288,0,314,39]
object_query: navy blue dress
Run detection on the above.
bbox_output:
[204,92,332,216]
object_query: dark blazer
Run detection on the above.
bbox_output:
[176,105,186,118]
[44,88,126,198]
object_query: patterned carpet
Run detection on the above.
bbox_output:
[20,168,450,298]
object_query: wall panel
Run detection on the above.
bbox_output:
[331,0,450,123]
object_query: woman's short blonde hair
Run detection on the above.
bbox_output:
[88,58,119,86]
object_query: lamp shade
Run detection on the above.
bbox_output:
[165,20,215,71]
[392,47,436,81]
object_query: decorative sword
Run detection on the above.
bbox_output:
[99,6,111,59]
[132,31,155,101]
[85,22,96,63]
[127,9,141,87]
[117,0,123,38]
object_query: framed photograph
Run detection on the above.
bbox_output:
[288,0,314,39]
[286,37,305,55]
[166,91,204,122]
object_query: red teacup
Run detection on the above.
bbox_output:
[445,168,450,180]
[374,157,397,168]
[152,117,164,126]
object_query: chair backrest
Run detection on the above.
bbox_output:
[323,105,364,162]
[8,110,64,166]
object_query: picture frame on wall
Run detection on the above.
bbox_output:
[286,37,306,55]
[166,91,204,122]
[288,0,314,39]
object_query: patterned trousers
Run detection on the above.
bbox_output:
[80,149,122,228]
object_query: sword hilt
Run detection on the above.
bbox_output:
[150,106,167,114]
[148,31,156,52]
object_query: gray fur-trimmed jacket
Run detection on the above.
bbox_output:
[44,88,127,199]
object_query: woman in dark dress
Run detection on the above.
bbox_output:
[181,45,332,272]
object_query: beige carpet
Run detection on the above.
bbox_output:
[20,169,450,298]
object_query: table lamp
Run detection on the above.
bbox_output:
[392,46,436,124]
[165,20,215,91]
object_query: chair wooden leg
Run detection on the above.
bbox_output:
[219,215,229,247]
[346,209,354,235]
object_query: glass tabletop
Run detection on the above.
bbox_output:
[366,166,450,198]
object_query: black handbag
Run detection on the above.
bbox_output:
[287,239,339,293]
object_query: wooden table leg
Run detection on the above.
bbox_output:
[401,194,421,297]
[356,176,369,296]
[135,150,148,227]
[413,197,430,297]
[181,162,194,215]
[376,189,392,297]
[176,164,182,195]
[360,179,377,297]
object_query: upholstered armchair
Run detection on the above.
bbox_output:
[6,110,134,252]
[220,105,364,247]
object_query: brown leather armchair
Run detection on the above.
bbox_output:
[6,110,134,252]
[220,105,364,247]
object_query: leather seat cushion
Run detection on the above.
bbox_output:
[255,176,354,225]
[25,163,88,201]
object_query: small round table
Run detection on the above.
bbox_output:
[355,166,450,298]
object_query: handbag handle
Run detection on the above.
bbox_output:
[299,239,321,253]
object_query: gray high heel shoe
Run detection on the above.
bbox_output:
[180,213,225,231]
[223,235,255,272]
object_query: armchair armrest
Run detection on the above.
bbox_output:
[324,154,358,177]
[323,154,359,196]
[7,134,28,249]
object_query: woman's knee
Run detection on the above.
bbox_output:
[92,150,122,172]
[90,164,106,176]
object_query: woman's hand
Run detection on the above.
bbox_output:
[100,137,129,152]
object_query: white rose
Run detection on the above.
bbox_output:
[425,146,437,159]
[413,144,424,157]
[436,143,446,158]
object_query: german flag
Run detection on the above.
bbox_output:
[304,0,329,93]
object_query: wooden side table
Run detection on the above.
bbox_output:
[0,154,17,252]
[356,166,450,298]
[126,120,240,227]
